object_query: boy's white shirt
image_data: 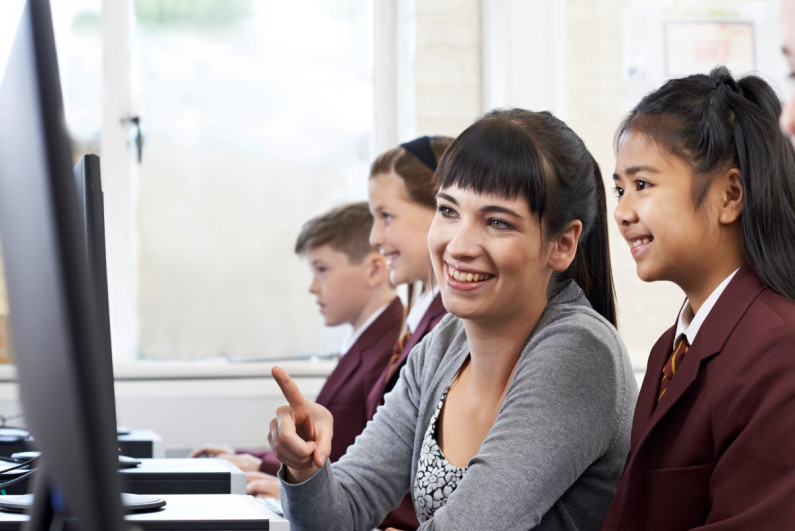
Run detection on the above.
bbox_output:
[674,268,740,349]
[338,300,393,356]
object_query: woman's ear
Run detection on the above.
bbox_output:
[717,168,744,224]
[548,220,583,272]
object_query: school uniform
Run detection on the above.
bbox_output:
[368,290,447,531]
[241,296,404,474]
[603,265,795,530]
[365,290,447,419]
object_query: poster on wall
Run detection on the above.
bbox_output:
[623,0,785,110]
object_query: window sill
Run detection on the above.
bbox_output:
[0,358,337,383]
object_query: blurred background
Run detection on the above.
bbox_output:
[0,0,787,449]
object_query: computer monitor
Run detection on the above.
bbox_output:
[0,0,130,528]
[73,154,135,442]
[73,154,113,383]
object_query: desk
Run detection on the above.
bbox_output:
[118,429,165,458]
[121,458,245,495]
[0,458,245,496]
[0,494,289,530]
[0,428,165,460]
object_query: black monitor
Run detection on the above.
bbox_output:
[73,154,113,383]
[0,0,152,527]
[73,154,134,443]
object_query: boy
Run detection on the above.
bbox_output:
[190,202,403,497]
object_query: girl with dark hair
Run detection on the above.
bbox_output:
[266,109,636,530]
[605,66,795,530]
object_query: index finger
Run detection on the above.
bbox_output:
[272,366,308,408]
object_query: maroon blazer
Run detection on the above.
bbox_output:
[365,293,447,419]
[603,265,795,530]
[241,297,404,474]
[370,293,447,531]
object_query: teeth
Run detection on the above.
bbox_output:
[631,237,651,248]
[448,265,488,283]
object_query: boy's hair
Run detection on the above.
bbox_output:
[617,66,795,301]
[294,202,376,264]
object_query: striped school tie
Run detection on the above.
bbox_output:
[381,328,412,388]
[658,335,689,403]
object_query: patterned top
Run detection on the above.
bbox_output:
[413,386,468,521]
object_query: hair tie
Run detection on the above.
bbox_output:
[400,136,438,171]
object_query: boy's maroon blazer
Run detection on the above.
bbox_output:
[603,265,795,530]
[243,296,404,474]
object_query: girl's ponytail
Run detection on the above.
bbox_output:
[728,76,795,300]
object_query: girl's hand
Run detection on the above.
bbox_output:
[268,366,333,483]
[246,471,282,499]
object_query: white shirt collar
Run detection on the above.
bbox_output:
[674,268,740,349]
[405,286,440,334]
[339,300,393,356]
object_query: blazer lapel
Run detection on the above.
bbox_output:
[398,293,446,365]
[317,297,404,406]
[631,265,765,454]
[630,326,675,448]
[315,342,363,405]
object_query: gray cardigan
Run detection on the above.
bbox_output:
[280,281,637,530]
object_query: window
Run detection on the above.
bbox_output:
[0,0,377,365]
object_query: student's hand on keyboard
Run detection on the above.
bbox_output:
[269,366,333,483]
[246,471,281,499]
[216,453,263,472]
[187,444,235,458]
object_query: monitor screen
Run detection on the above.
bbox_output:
[0,0,127,528]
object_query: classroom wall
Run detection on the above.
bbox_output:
[566,0,685,365]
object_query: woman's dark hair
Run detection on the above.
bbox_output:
[434,108,616,326]
[617,66,795,301]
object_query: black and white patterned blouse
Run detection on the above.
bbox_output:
[413,387,468,521]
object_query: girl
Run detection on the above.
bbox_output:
[268,109,637,530]
[366,135,453,530]
[365,135,453,421]
[605,67,795,530]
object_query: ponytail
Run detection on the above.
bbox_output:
[619,66,795,301]
[561,159,617,326]
[729,76,795,300]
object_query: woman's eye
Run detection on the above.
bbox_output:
[437,205,456,218]
[635,179,650,191]
[613,186,624,198]
[488,218,512,230]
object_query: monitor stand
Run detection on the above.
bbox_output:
[12,450,140,470]
[0,493,165,514]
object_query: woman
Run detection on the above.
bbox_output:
[269,109,637,530]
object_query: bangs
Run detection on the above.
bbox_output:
[435,113,549,217]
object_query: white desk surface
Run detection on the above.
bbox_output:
[0,494,289,530]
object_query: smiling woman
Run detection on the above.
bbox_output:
[266,108,638,531]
